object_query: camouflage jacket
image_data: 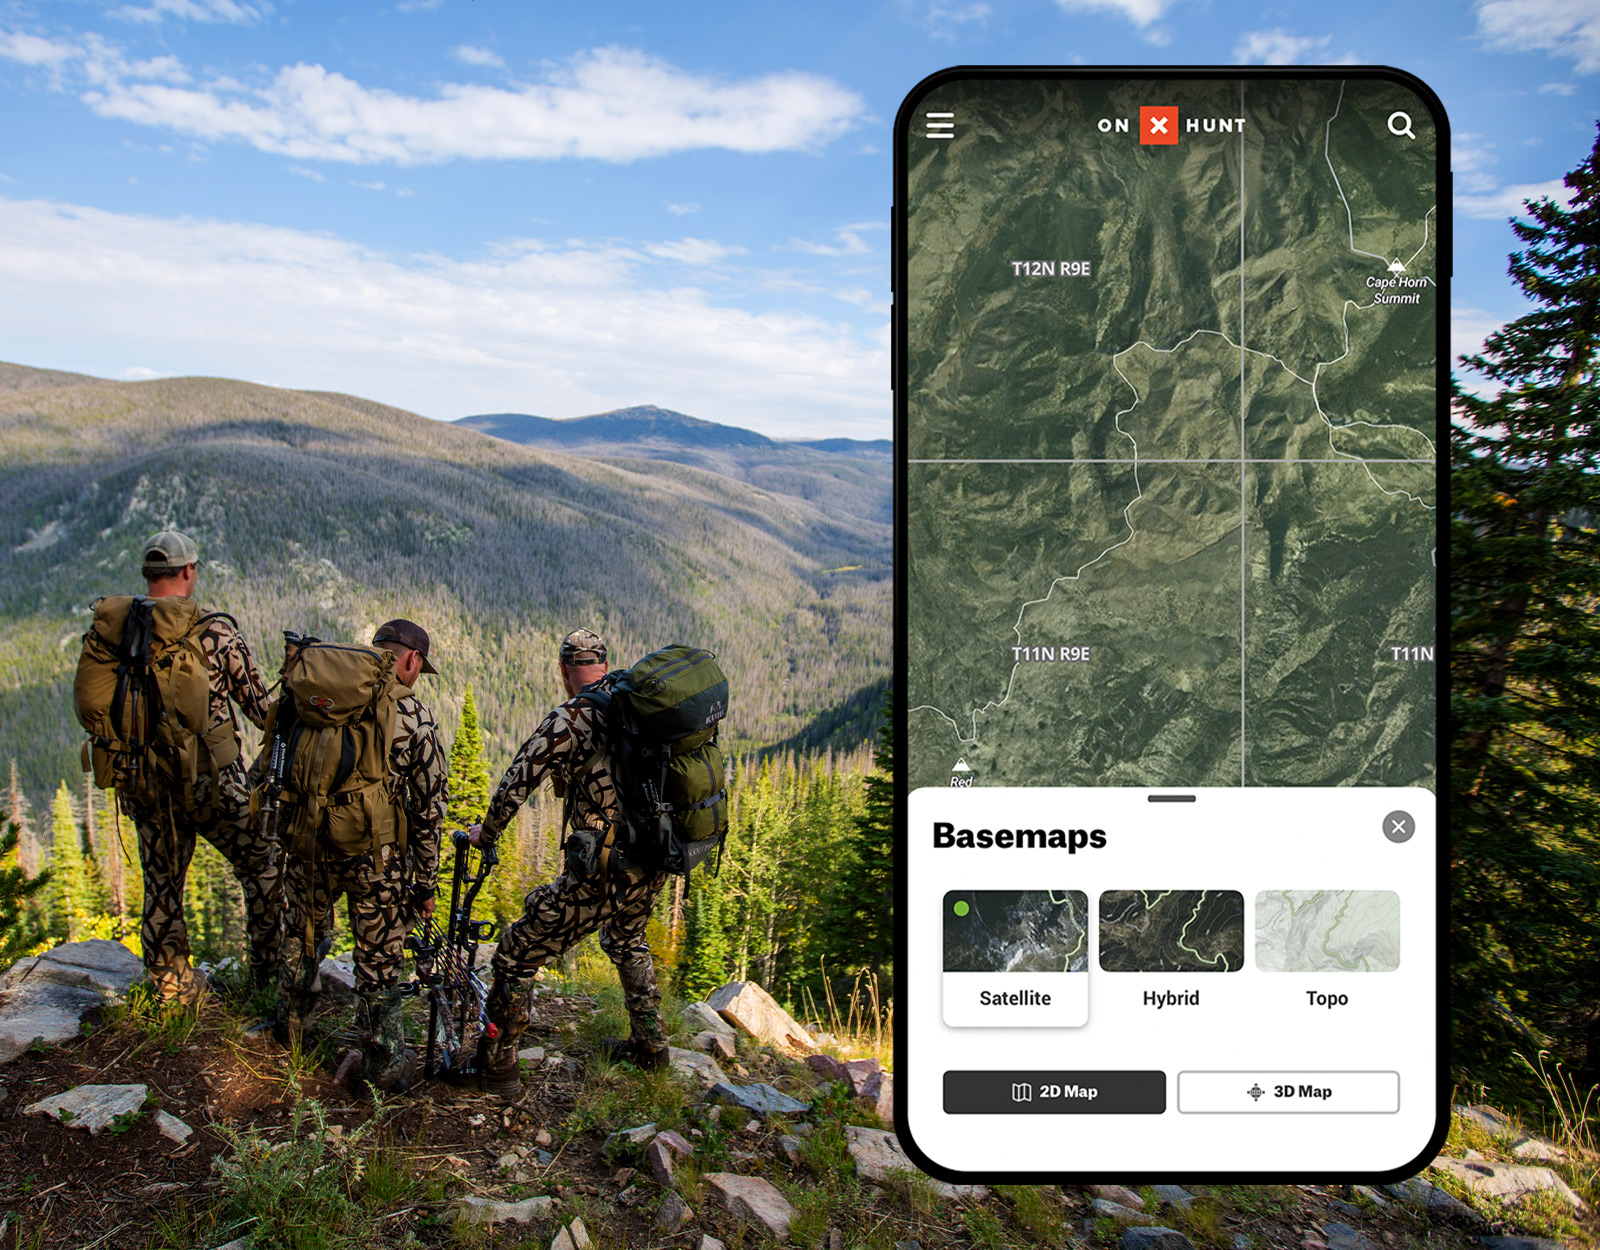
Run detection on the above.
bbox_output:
[391,693,448,891]
[482,695,616,847]
[198,610,272,747]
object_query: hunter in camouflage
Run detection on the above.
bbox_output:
[467,628,670,1097]
[275,618,448,1092]
[120,530,282,1004]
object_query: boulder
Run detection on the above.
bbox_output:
[1324,1223,1378,1250]
[683,1001,737,1040]
[708,1081,810,1116]
[1120,1229,1196,1250]
[0,940,143,1064]
[1384,1178,1480,1218]
[695,1031,737,1060]
[1092,1199,1150,1223]
[668,1046,727,1089]
[1091,1185,1147,1211]
[873,1071,895,1127]
[704,1172,795,1241]
[25,1083,147,1134]
[454,1195,556,1226]
[1430,1158,1584,1210]
[657,1192,694,1234]
[841,1125,988,1201]
[1150,1185,1194,1210]
[706,981,816,1053]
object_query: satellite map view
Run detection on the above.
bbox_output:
[904,76,1437,792]
[1254,889,1401,972]
[1098,889,1244,972]
[943,890,1090,972]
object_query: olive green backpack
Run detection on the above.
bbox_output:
[73,595,237,813]
[254,642,407,863]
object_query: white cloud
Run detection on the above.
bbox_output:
[116,365,165,379]
[111,0,270,24]
[1539,80,1577,93]
[1231,28,1356,64]
[350,179,386,191]
[395,0,443,10]
[0,30,79,67]
[0,196,886,438]
[1451,134,1500,193]
[1476,0,1600,72]
[1456,176,1575,219]
[286,165,324,181]
[643,237,747,264]
[905,0,993,41]
[785,222,883,257]
[665,202,701,216]
[1053,0,1174,29]
[451,45,504,69]
[68,45,865,164]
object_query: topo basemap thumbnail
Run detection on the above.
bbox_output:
[1254,889,1400,972]
[906,77,1437,792]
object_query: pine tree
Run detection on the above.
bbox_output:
[46,781,92,940]
[0,806,50,963]
[820,697,894,985]
[1451,124,1600,1076]
[679,874,731,1000]
[447,685,492,829]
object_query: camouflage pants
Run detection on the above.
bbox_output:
[278,842,411,1066]
[130,764,282,1003]
[491,859,668,1049]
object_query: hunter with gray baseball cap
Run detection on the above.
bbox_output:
[141,529,200,576]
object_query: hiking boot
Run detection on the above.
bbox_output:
[595,1037,669,1072]
[476,974,530,1100]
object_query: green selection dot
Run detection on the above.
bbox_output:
[953,900,970,917]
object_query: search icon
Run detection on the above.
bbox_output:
[1387,111,1416,140]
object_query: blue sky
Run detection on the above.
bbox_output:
[0,0,1594,439]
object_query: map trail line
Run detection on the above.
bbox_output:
[912,78,1436,752]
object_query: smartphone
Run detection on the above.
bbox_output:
[894,67,1446,1181]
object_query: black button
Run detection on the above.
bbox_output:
[944,1070,1167,1114]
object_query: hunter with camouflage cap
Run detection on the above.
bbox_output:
[81,530,282,1003]
[271,617,448,1092]
[464,627,672,1096]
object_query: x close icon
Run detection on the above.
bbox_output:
[1140,105,1178,145]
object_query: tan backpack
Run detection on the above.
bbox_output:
[254,642,407,863]
[73,595,239,813]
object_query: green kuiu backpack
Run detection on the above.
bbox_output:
[73,595,239,813]
[578,645,729,874]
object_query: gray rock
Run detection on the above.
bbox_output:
[705,1171,795,1241]
[1151,1185,1194,1210]
[1329,1200,1362,1219]
[536,1148,554,1166]
[1353,1186,1387,1208]
[841,1124,988,1201]
[454,1195,556,1226]
[1090,1185,1147,1211]
[657,1192,694,1234]
[1121,1228,1195,1250]
[694,1030,737,1060]
[1383,1178,1480,1219]
[518,1045,546,1063]
[602,1122,659,1154]
[316,956,356,1006]
[708,1080,809,1116]
[669,1046,727,1089]
[696,1237,727,1250]
[657,1128,694,1157]
[1324,1222,1378,1250]
[778,1132,802,1164]
[153,1110,193,1145]
[1456,1104,1514,1135]
[1232,1236,1252,1250]
[0,940,143,1064]
[495,1151,520,1171]
[1431,1158,1585,1210]
[648,1137,678,1186]
[874,1070,895,1127]
[1093,1199,1150,1223]
[682,1001,738,1039]
[215,1240,252,1250]
[895,1242,922,1250]
[618,1185,643,1207]
[1478,1238,1570,1250]
[1511,1137,1566,1162]
[25,1083,147,1134]
[551,1218,592,1250]
[828,1232,844,1250]
[706,981,817,1053]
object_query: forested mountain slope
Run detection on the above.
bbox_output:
[0,365,890,811]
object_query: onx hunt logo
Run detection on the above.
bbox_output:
[1140,106,1178,145]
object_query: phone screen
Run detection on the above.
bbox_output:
[894,69,1445,1180]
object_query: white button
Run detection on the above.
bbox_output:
[1178,1071,1399,1113]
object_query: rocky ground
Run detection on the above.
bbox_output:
[0,942,1596,1250]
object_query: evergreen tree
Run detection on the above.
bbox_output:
[679,875,731,1000]
[46,781,92,940]
[821,697,894,985]
[0,806,50,963]
[448,685,492,829]
[1450,124,1600,1076]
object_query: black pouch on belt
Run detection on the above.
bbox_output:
[563,829,604,881]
